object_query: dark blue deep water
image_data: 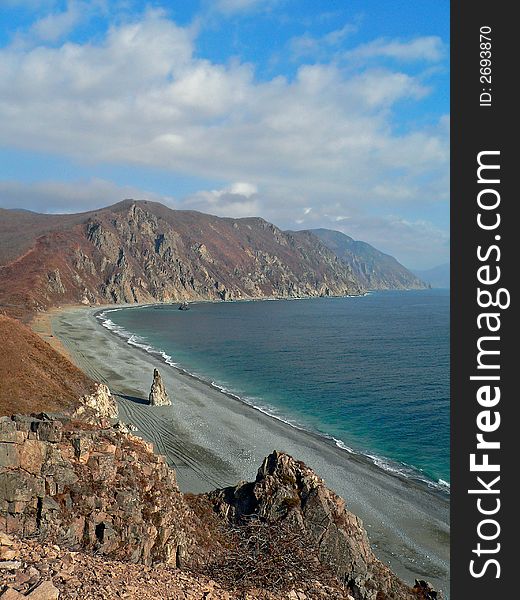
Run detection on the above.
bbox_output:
[100,290,450,488]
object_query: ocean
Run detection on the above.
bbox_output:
[98,289,450,490]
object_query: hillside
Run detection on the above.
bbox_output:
[0,201,362,319]
[0,413,438,599]
[308,229,426,291]
[0,314,94,416]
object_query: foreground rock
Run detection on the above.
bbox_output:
[74,382,118,421]
[0,414,190,565]
[208,451,438,600]
[1,415,438,599]
[1,535,330,600]
[148,369,171,406]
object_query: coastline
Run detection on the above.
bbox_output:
[47,303,450,595]
[97,299,450,493]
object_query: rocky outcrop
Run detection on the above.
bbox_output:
[148,369,170,407]
[0,200,364,318]
[75,383,118,421]
[208,451,429,600]
[0,415,440,599]
[46,270,65,295]
[0,414,192,566]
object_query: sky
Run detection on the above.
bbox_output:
[0,0,449,270]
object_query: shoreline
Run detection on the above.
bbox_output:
[95,302,450,495]
[48,302,450,595]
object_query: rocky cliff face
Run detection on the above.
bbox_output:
[0,201,363,318]
[0,416,439,600]
[0,414,192,566]
[308,229,426,291]
[208,451,431,600]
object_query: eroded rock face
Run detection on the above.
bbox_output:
[208,451,426,600]
[0,200,366,318]
[0,414,191,566]
[148,369,171,406]
[76,383,118,421]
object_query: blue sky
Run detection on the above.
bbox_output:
[0,0,449,270]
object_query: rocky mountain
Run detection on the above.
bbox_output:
[0,201,363,319]
[0,413,439,599]
[413,264,450,289]
[307,229,426,291]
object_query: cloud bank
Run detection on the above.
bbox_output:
[0,9,449,268]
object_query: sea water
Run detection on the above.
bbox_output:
[98,289,450,490]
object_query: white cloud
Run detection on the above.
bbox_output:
[345,36,445,63]
[0,178,174,214]
[0,14,446,189]
[30,1,95,42]
[0,12,448,267]
[212,0,279,15]
[181,181,260,218]
[289,21,359,59]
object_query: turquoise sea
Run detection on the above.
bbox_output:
[98,289,450,489]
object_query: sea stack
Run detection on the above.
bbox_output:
[148,368,171,406]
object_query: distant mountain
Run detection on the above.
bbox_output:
[0,200,364,318]
[307,228,427,291]
[413,263,450,289]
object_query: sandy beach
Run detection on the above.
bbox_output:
[47,304,450,595]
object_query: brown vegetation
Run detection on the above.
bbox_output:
[0,200,362,321]
[0,315,93,416]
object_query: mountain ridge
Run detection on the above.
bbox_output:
[307,228,426,291]
[0,200,364,319]
[1,200,426,320]
[413,263,449,289]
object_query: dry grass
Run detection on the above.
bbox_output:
[185,495,349,598]
[0,314,93,416]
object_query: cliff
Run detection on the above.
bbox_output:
[308,229,426,291]
[0,201,362,320]
[0,414,439,600]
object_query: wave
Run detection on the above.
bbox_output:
[95,307,450,494]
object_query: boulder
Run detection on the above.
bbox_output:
[26,581,59,600]
[148,369,171,406]
[76,383,118,420]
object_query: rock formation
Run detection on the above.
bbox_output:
[208,451,429,600]
[0,415,439,599]
[75,382,118,421]
[0,414,190,566]
[148,369,171,406]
